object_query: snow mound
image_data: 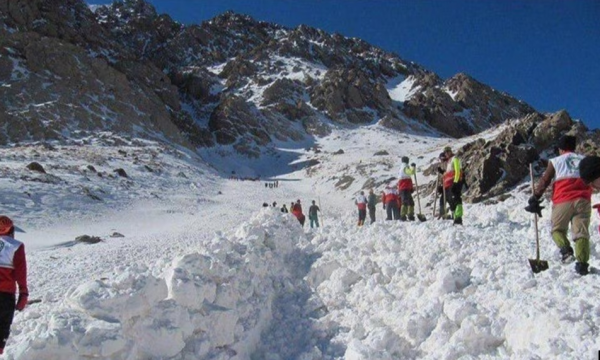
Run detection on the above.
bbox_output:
[11,210,306,359]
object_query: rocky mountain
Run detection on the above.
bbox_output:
[2,0,539,150]
[1,0,599,204]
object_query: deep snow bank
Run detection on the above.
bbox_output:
[9,210,306,360]
[305,194,600,360]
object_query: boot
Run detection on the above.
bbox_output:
[560,246,575,263]
[575,262,589,276]
[453,217,462,225]
[408,215,415,221]
[400,215,407,221]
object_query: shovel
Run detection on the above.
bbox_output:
[432,175,439,218]
[528,163,549,273]
[412,170,427,222]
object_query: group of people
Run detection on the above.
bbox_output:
[277,199,321,229]
[368,147,465,225]
[525,135,600,275]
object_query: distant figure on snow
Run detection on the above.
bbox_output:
[355,191,368,226]
[442,146,464,225]
[291,200,305,227]
[281,204,289,213]
[367,188,377,224]
[0,216,28,355]
[398,156,416,221]
[308,200,320,228]
[382,185,400,220]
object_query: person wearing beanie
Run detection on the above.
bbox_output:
[442,147,464,225]
[0,215,28,355]
[525,135,593,275]
[397,156,416,221]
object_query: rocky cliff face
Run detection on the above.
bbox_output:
[1,0,544,154]
[425,110,600,204]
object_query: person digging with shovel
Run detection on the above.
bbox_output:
[525,136,593,275]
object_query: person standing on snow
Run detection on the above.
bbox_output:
[308,200,320,228]
[281,204,289,213]
[0,216,28,355]
[526,136,593,275]
[367,188,377,224]
[355,191,368,226]
[382,184,400,220]
[398,156,416,221]
[442,146,464,225]
[436,152,449,219]
[291,200,306,227]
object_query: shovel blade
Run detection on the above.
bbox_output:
[417,214,427,222]
[528,259,549,273]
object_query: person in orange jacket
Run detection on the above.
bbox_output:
[382,184,400,220]
[0,216,28,355]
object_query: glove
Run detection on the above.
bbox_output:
[437,186,443,194]
[16,293,28,311]
[410,163,416,168]
[525,195,544,217]
[383,204,386,210]
[437,167,444,174]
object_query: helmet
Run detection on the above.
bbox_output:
[0,216,14,235]
[444,146,452,153]
[401,156,409,164]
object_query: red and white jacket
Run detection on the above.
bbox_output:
[397,165,414,191]
[0,235,28,295]
[382,187,399,204]
[355,194,367,210]
[549,152,592,204]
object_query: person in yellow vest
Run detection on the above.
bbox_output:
[442,146,464,225]
[526,136,592,275]
[397,156,416,221]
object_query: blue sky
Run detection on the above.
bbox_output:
[91,0,600,130]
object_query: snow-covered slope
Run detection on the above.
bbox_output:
[2,126,600,359]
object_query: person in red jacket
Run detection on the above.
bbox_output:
[526,136,593,275]
[382,184,400,220]
[291,200,306,227]
[355,191,368,226]
[0,215,28,355]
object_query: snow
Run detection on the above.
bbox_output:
[1,126,600,359]
[386,75,419,103]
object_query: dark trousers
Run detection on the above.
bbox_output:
[368,206,376,224]
[0,292,16,349]
[358,209,366,224]
[386,202,400,220]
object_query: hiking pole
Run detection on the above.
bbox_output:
[412,170,427,222]
[318,195,324,227]
[528,163,548,273]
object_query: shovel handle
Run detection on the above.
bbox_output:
[530,164,541,261]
